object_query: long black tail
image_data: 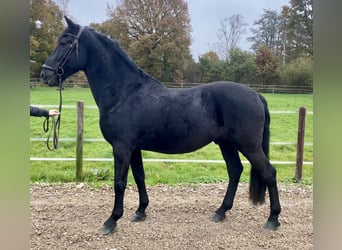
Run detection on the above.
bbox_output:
[260,94,270,157]
[249,94,270,205]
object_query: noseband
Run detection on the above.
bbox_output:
[42,26,84,150]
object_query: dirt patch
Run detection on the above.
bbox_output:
[30,183,313,249]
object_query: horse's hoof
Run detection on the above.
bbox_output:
[99,224,116,235]
[131,212,147,222]
[212,213,226,222]
[264,220,280,231]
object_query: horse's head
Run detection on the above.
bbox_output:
[40,16,86,86]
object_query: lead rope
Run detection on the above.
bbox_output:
[41,26,84,150]
[43,73,63,150]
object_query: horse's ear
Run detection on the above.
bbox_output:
[64,16,78,30]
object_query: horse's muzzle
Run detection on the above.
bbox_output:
[40,69,59,86]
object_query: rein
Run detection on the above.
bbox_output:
[42,26,84,150]
[43,75,62,150]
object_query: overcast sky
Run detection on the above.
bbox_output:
[65,0,289,59]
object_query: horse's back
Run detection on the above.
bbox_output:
[200,81,261,101]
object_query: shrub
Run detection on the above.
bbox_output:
[278,56,313,86]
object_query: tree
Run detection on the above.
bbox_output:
[255,45,280,85]
[30,0,64,77]
[197,51,223,82]
[281,0,313,62]
[104,0,192,82]
[216,14,247,60]
[249,1,313,64]
[248,9,283,58]
[221,48,259,84]
[183,60,201,83]
[248,1,313,85]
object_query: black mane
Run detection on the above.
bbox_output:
[90,27,160,83]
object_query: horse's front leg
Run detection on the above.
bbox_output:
[100,147,131,235]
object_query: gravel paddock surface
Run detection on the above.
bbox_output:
[30,183,313,249]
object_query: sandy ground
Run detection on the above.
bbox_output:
[30,182,313,249]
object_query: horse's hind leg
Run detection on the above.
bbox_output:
[130,149,149,222]
[213,142,243,222]
[244,149,281,230]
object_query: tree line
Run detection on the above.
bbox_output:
[30,0,312,87]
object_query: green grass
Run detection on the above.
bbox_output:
[30,87,313,186]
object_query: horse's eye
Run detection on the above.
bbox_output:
[60,36,71,46]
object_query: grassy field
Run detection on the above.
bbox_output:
[30,87,313,186]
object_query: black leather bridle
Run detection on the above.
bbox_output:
[42,26,84,150]
[42,26,84,76]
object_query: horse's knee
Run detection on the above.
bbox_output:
[114,180,127,194]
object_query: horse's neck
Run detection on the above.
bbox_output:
[83,50,160,109]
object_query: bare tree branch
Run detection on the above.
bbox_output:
[216,14,247,60]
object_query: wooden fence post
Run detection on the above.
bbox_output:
[295,106,306,182]
[76,101,84,182]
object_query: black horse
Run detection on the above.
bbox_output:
[41,17,281,235]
